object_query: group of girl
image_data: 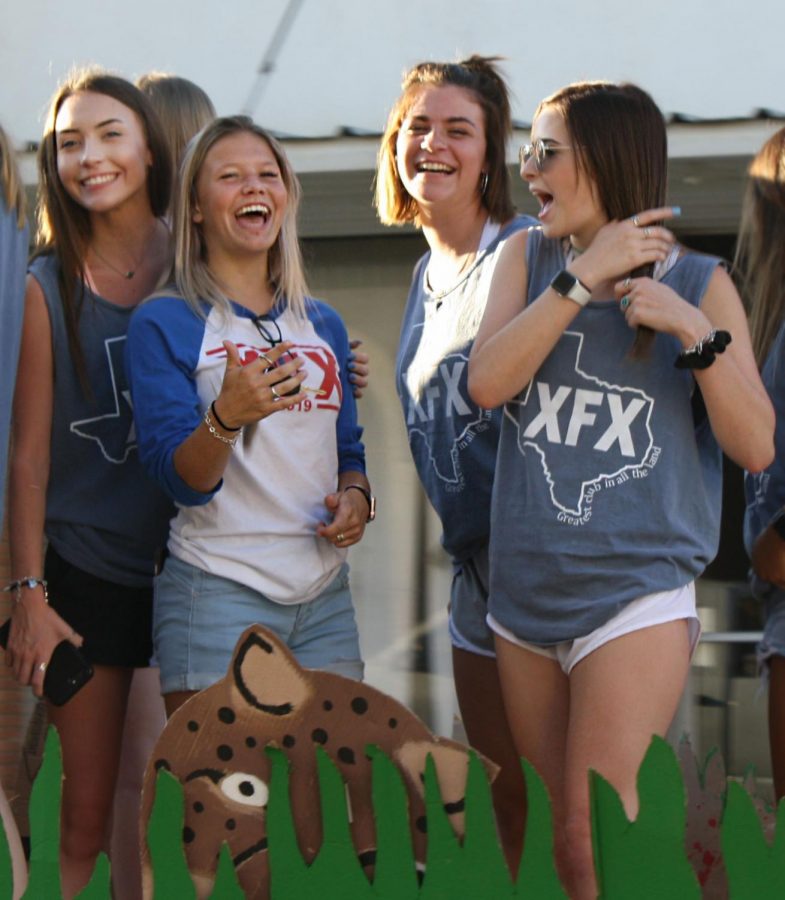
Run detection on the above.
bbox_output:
[2,53,783,900]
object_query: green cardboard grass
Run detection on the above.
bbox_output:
[4,726,785,897]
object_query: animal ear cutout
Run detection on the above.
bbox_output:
[231,625,310,716]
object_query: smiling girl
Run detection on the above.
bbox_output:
[126,116,370,721]
[375,57,534,870]
[6,69,173,897]
[469,81,773,898]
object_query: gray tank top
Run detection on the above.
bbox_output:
[32,254,173,587]
[488,230,722,643]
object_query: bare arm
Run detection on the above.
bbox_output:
[469,208,677,408]
[316,470,373,547]
[172,340,306,493]
[618,265,774,472]
[7,277,80,695]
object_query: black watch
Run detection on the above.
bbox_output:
[772,509,785,542]
[550,269,592,307]
[344,484,376,522]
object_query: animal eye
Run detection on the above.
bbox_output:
[219,772,269,807]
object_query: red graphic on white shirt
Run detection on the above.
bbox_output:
[205,342,342,411]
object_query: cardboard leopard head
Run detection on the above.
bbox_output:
[141,624,499,899]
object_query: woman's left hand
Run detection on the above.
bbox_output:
[348,340,370,400]
[614,276,710,345]
[317,488,368,547]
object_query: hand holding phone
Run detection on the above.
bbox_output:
[0,618,93,706]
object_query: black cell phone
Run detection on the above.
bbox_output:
[0,618,94,706]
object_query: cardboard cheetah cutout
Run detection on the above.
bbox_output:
[141,624,499,898]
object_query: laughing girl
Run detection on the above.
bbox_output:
[469,81,773,898]
[126,117,371,722]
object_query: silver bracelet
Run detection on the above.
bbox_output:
[3,577,49,605]
[203,407,239,447]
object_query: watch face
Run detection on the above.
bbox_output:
[551,270,577,296]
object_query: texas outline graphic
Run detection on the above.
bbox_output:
[506,331,658,518]
[70,336,136,464]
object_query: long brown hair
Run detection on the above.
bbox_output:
[35,67,172,392]
[0,124,27,228]
[734,126,785,366]
[375,55,515,227]
[538,81,668,356]
[136,72,216,173]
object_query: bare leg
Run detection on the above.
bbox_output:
[562,620,691,899]
[494,636,571,890]
[164,690,196,719]
[110,668,166,900]
[452,646,526,875]
[47,665,133,899]
[0,780,27,899]
[768,656,785,801]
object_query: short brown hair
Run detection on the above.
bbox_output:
[375,55,515,227]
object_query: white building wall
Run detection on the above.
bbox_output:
[2,0,784,147]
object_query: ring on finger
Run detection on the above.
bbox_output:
[336,532,346,543]
[622,277,632,290]
[271,385,282,400]
[643,226,652,238]
[37,661,47,673]
[631,215,640,227]
[620,295,631,311]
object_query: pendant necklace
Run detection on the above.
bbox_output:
[91,246,137,279]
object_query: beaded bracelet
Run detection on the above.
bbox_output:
[3,577,49,605]
[674,329,732,370]
[203,406,239,447]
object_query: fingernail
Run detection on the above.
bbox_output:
[671,206,682,217]
[347,352,356,363]
[349,373,358,383]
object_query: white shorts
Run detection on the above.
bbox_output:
[487,582,700,675]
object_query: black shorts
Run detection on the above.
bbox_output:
[44,545,154,668]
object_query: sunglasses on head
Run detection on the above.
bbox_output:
[518,139,573,172]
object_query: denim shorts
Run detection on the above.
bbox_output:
[448,544,496,658]
[153,555,364,693]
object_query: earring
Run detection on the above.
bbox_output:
[479,172,489,195]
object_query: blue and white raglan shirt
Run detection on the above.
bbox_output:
[125,294,365,605]
[744,322,785,617]
[488,229,723,644]
[395,215,535,563]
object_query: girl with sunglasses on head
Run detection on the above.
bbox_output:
[126,116,370,722]
[375,55,535,870]
[740,127,785,804]
[5,68,174,898]
[469,81,773,898]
